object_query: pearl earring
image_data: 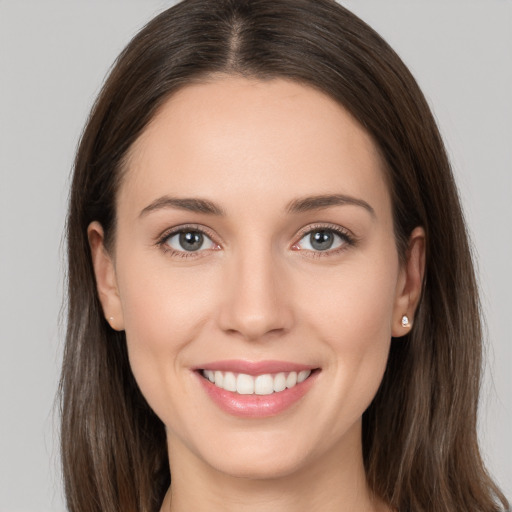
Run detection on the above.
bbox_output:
[401,315,410,328]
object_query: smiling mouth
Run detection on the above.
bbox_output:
[200,369,314,395]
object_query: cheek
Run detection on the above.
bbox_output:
[118,249,217,336]
[303,251,398,337]
[299,250,399,401]
[115,254,218,413]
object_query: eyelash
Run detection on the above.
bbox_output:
[156,224,219,259]
[155,223,357,259]
[293,223,356,258]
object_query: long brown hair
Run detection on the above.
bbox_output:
[60,1,509,511]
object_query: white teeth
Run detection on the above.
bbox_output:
[274,372,287,392]
[297,370,311,383]
[255,374,274,395]
[286,371,297,388]
[223,371,237,392]
[202,369,313,395]
[237,374,254,394]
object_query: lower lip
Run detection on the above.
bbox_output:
[196,371,318,418]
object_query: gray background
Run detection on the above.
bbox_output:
[0,1,510,510]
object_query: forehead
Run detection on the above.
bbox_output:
[120,76,390,220]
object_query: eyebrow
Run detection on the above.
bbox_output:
[139,193,375,218]
[139,196,225,217]
[286,194,376,218]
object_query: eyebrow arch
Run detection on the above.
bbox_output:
[286,194,376,218]
[139,196,225,217]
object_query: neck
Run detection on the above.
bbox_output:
[160,422,389,512]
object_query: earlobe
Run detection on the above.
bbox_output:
[87,221,125,331]
[392,226,426,337]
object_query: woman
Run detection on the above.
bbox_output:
[60,0,510,511]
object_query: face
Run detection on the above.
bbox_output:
[90,76,424,481]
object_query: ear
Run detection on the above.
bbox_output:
[88,221,125,331]
[392,226,426,337]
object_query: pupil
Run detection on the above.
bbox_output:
[179,231,203,251]
[310,230,334,251]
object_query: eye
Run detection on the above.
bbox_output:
[164,229,217,253]
[293,227,353,253]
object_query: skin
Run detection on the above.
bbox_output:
[89,76,425,512]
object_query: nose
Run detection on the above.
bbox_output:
[217,245,294,341]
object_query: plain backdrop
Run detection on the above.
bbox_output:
[0,1,510,510]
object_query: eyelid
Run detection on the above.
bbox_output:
[291,223,357,254]
[156,223,214,241]
[293,222,356,243]
[154,222,356,258]
[155,224,221,255]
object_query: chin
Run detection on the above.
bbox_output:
[194,431,318,481]
[210,452,307,481]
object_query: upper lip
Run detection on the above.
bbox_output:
[194,360,317,376]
